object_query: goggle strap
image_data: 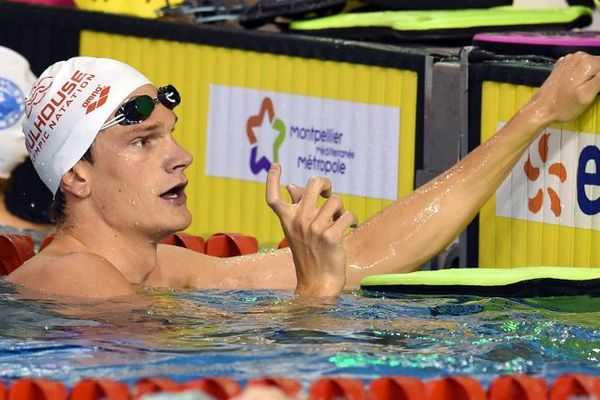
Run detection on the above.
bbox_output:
[100,114,125,131]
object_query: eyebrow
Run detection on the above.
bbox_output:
[136,122,162,133]
[127,117,178,135]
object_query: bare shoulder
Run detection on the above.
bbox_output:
[7,252,135,298]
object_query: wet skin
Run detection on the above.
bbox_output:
[8,84,353,299]
[8,52,600,299]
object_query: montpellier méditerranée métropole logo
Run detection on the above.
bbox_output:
[246,97,285,174]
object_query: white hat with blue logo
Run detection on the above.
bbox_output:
[0,46,36,179]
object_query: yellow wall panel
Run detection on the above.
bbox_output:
[479,80,600,268]
[80,31,417,246]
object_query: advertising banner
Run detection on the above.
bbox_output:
[206,85,400,200]
[478,80,600,268]
[80,31,418,244]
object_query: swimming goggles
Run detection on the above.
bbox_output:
[100,84,181,131]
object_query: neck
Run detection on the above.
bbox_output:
[54,215,160,285]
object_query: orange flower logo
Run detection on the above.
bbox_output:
[524,132,567,217]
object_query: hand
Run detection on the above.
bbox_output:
[532,52,600,126]
[266,163,356,298]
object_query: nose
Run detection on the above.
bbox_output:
[165,135,193,173]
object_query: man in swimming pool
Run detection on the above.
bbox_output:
[7,52,600,299]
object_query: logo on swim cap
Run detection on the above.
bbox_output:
[84,86,111,115]
[25,76,53,118]
[0,77,25,130]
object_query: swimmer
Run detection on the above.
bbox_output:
[0,46,53,231]
[7,52,600,299]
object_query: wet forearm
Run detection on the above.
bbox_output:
[343,100,551,287]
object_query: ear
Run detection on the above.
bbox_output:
[60,161,91,199]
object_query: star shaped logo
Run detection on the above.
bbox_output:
[246,97,286,174]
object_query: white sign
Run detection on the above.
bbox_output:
[496,124,600,230]
[206,85,401,200]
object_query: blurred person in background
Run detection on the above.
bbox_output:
[0,46,53,232]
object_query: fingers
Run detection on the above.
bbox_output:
[268,167,352,236]
[313,194,344,228]
[320,184,333,199]
[311,195,355,238]
[572,53,600,84]
[553,52,587,76]
[327,211,357,239]
[265,163,283,212]
[289,181,345,217]
[578,72,600,106]
[299,177,332,214]
[582,55,600,78]
[556,52,600,84]
[287,178,333,205]
[286,184,303,204]
[568,53,600,107]
[539,52,600,124]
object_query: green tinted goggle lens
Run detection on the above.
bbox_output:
[127,95,155,122]
[136,96,155,114]
[100,84,181,130]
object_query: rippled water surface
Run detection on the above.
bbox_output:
[1,279,600,387]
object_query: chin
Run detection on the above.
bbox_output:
[151,209,192,238]
[171,210,193,232]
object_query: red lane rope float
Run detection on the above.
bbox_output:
[0,234,35,275]
[9,378,67,400]
[5,374,600,399]
[488,375,548,400]
[426,376,486,400]
[69,379,129,400]
[247,377,302,397]
[39,234,54,252]
[135,377,183,397]
[183,377,242,399]
[4,231,258,274]
[309,377,366,400]
[160,233,206,254]
[550,374,600,400]
[368,376,425,400]
[205,233,258,257]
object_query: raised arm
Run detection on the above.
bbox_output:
[343,52,600,287]
[184,52,600,293]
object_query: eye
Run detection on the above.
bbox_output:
[131,136,151,148]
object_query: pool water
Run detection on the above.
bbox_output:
[1,279,600,388]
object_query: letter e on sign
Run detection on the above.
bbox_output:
[577,145,600,215]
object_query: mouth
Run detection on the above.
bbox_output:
[160,182,188,204]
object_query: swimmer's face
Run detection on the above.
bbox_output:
[86,83,193,239]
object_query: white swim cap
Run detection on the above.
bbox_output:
[23,57,151,194]
[0,46,36,179]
